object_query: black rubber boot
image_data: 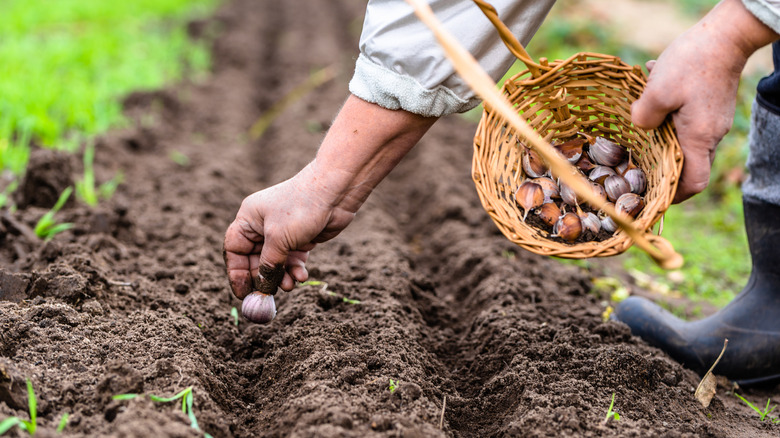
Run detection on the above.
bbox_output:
[614,197,780,386]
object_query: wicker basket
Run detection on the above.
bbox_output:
[468,0,684,262]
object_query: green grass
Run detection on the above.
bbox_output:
[603,392,620,425]
[75,141,124,207]
[113,386,213,437]
[34,186,74,240]
[734,393,780,423]
[388,379,399,394]
[0,379,37,436]
[0,0,218,179]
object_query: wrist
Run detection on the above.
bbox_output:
[710,0,778,63]
[309,95,437,212]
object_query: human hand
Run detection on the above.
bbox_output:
[224,95,436,303]
[223,163,355,299]
[630,0,777,203]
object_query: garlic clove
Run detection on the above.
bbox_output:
[531,177,560,202]
[576,153,597,172]
[590,182,607,204]
[588,165,616,184]
[242,292,277,324]
[616,148,638,175]
[516,181,545,221]
[536,201,561,227]
[554,138,586,164]
[588,137,628,167]
[600,215,618,234]
[522,147,548,178]
[559,181,579,207]
[615,193,645,218]
[578,211,601,234]
[624,168,647,195]
[553,212,582,242]
[604,174,631,202]
[598,202,618,234]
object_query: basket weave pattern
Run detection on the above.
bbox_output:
[473,53,683,258]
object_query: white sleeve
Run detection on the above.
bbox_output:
[349,0,556,117]
[742,0,780,34]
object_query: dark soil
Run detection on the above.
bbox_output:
[1,0,779,436]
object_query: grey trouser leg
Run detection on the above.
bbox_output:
[742,100,780,206]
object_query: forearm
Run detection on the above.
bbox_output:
[309,95,438,213]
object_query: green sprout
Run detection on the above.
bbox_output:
[388,379,399,394]
[34,187,74,240]
[0,379,37,436]
[169,150,190,167]
[75,141,124,207]
[56,413,69,433]
[300,280,361,304]
[734,393,780,423]
[112,386,213,437]
[230,307,239,326]
[327,291,361,305]
[603,392,620,425]
[298,280,324,287]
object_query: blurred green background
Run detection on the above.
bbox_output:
[0,0,217,204]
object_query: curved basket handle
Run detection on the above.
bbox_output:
[645,234,684,270]
[404,0,684,270]
[471,0,542,77]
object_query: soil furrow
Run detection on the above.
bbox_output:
[1,0,779,437]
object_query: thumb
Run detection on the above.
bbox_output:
[254,237,289,295]
[631,62,682,130]
[631,87,678,130]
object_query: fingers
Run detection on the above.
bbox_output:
[224,220,260,299]
[286,250,310,283]
[670,114,720,203]
[631,85,682,130]
[669,103,732,202]
[672,148,712,204]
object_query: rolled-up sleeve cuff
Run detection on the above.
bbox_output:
[742,0,780,34]
[349,53,481,117]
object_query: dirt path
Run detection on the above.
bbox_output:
[1,0,779,437]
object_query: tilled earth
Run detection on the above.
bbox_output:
[1,0,779,436]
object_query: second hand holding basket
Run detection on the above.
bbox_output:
[405,0,684,269]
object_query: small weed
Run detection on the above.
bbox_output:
[113,386,213,437]
[501,250,516,260]
[230,307,239,326]
[56,413,69,433]
[388,379,399,394]
[734,393,780,423]
[591,277,629,303]
[249,65,336,140]
[603,392,620,425]
[0,379,37,436]
[298,280,324,287]
[75,142,123,207]
[300,280,361,304]
[0,180,19,210]
[169,150,190,167]
[327,291,361,305]
[34,187,74,240]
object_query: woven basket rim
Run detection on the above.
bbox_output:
[472,52,683,259]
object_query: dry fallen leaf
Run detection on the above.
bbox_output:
[695,339,729,408]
